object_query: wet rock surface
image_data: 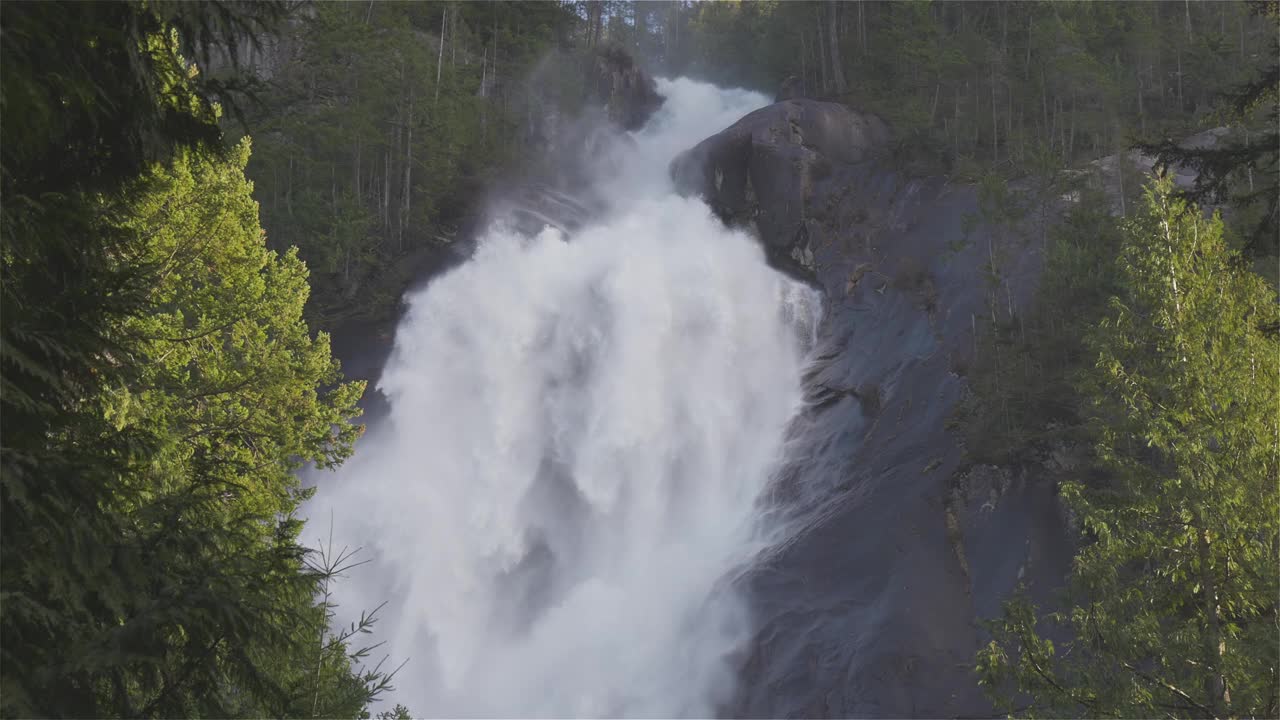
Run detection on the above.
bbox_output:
[670,99,890,279]
[329,85,1086,717]
[674,100,1075,718]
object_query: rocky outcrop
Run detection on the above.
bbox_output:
[673,101,1074,718]
[670,99,890,277]
[586,45,664,131]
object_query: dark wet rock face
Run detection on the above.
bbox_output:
[673,100,1074,718]
[670,100,890,279]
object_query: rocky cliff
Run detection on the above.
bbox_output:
[672,98,1075,718]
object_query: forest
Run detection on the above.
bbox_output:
[233,0,1280,329]
[0,1,1276,717]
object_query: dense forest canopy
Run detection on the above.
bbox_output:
[0,1,1276,718]
[233,0,1277,329]
[975,177,1279,718]
[1,2,388,716]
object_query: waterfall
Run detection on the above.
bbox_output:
[309,78,821,717]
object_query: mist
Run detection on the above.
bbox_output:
[307,78,821,717]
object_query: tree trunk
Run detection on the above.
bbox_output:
[1068,89,1076,159]
[1177,47,1184,110]
[1117,132,1126,218]
[1001,2,1008,55]
[816,7,828,93]
[800,30,808,96]
[1007,78,1013,161]
[1137,69,1146,134]
[1240,12,1246,63]
[1041,68,1049,149]
[1196,518,1229,717]
[973,81,980,148]
[991,61,999,162]
[827,2,848,94]
[403,87,413,252]
[1025,17,1033,79]
[1053,96,1062,157]
[858,1,866,56]
[587,1,603,48]
[954,84,961,158]
[435,5,446,104]
[1246,129,1254,191]
[674,3,682,70]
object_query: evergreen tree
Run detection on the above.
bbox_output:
[2,137,390,719]
[1138,1,1279,261]
[977,177,1280,718]
[245,0,581,326]
[1,4,396,716]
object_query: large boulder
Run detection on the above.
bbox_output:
[670,99,889,276]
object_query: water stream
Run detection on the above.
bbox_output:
[309,78,821,717]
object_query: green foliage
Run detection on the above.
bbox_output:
[0,0,284,198]
[957,176,1123,466]
[2,137,390,720]
[1138,2,1280,261]
[977,178,1280,718]
[244,0,581,325]
[234,0,1276,324]
[107,139,364,515]
[666,1,1274,188]
[1,3,399,717]
[377,703,415,720]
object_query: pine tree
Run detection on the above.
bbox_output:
[1138,1,1279,262]
[977,177,1280,718]
[2,137,391,718]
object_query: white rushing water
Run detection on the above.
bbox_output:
[310,78,821,717]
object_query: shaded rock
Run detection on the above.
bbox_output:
[586,45,664,131]
[670,99,889,277]
[667,98,1074,718]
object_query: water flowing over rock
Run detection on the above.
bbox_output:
[671,97,1074,718]
[316,74,1152,717]
[308,79,824,717]
[482,47,667,249]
